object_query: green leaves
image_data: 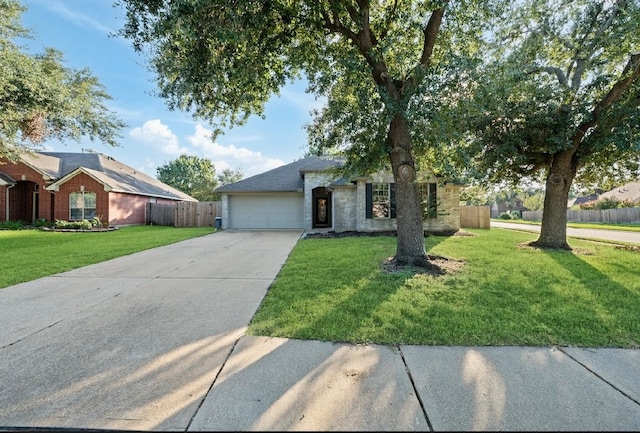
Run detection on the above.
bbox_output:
[156,154,221,201]
[0,0,126,160]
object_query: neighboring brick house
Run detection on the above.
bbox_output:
[0,151,196,226]
[216,155,462,232]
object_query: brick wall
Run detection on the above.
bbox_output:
[0,160,54,222]
[52,172,108,222]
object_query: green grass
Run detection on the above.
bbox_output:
[0,225,214,288]
[248,229,640,348]
[493,218,640,232]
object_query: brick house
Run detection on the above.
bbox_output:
[0,151,196,226]
[216,155,462,232]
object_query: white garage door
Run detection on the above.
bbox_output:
[228,193,305,229]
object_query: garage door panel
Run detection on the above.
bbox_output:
[229,194,304,229]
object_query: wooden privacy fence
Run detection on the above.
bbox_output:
[523,208,640,224]
[146,201,222,227]
[460,205,491,229]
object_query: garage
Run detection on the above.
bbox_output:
[227,193,305,229]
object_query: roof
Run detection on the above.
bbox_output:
[599,181,640,203]
[217,155,343,193]
[15,151,196,202]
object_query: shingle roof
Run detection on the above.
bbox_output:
[217,155,343,193]
[25,152,196,201]
[599,181,640,203]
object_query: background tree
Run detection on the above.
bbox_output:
[217,167,243,187]
[0,0,126,161]
[117,0,495,269]
[462,0,640,249]
[157,154,219,201]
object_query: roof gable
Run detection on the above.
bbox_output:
[35,152,196,201]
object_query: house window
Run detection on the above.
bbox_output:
[366,183,396,219]
[69,191,96,220]
[419,183,438,219]
[372,183,390,218]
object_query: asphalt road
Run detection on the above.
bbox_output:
[490,220,640,245]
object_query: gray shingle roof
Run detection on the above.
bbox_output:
[217,155,343,193]
[26,152,196,201]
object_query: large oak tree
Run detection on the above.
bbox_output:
[0,0,126,160]
[116,0,492,268]
[463,0,640,249]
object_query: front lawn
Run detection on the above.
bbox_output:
[248,229,640,347]
[0,225,214,288]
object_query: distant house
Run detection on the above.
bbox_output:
[0,151,196,226]
[567,194,599,208]
[216,155,462,232]
[598,181,640,204]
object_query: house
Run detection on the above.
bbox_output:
[598,181,640,204]
[567,194,600,208]
[0,151,196,226]
[216,155,462,232]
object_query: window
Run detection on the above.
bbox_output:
[419,183,438,219]
[372,183,390,218]
[70,191,96,220]
[366,183,396,219]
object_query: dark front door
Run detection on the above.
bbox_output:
[312,188,332,228]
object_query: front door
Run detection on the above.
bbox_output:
[312,187,332,228]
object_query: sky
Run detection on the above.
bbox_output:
[18,0,324,179]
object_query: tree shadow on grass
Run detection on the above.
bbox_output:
[250,234,455,344]
[536,246,640,347]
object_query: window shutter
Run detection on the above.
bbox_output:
[428,183,438,219]
[390,183,396,218]
[365,183,372,219]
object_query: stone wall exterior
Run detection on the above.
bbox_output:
[332,185,357,232]
[303,169,461,233]
[303,172,336,229]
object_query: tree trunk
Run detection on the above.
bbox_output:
[387,116,431,266]
[532,150,577,250]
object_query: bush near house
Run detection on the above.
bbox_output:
[578,197,637,210]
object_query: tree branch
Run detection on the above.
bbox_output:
[529,66,568,87]
[576,52,640,142]
[420,6,445,67]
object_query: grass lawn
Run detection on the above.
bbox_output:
[248,228,640,348]
[0,225,214,289]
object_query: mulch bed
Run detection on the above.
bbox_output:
[41,227,118,232]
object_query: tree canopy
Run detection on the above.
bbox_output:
[157,154,220,202]
[117,0,496,267]
[0,0,126,161]
[460,0,640,248]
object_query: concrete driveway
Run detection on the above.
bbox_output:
[0,230,303,431]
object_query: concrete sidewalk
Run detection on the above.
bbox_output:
[1,230,639,431]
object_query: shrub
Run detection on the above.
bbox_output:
[498,212,512,220]
[509,210,521,219]
[0,220,25,230]
[579,197,637,210]
[31,218,52,228]
[54,219,93,230]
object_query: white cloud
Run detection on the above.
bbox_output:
[130,119,188,155]
[43,1,114,35]
[188,124,284,177]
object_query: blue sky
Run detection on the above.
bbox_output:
[19,0,324,178]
